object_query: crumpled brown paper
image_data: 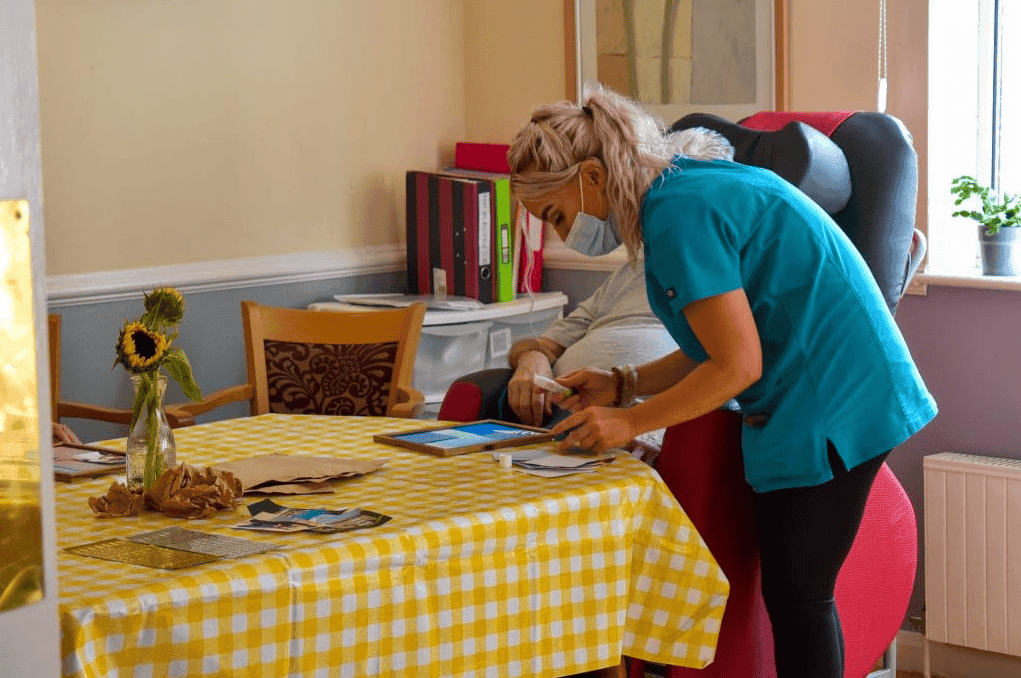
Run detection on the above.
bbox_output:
[88,464,243,519]
[87,482,144,517]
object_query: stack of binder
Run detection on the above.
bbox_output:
[405,160,523,302]
[405,143,544,304]
[406,170,501,303]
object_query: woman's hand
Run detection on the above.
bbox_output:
[549,368,618,412]
[550,406,636,454]
[507,351,556,426]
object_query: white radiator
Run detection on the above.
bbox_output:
[924,452,1021,657]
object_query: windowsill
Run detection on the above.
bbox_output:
[546,246,1021,292]
[914,271,1021,292]
[545,238,1021,292]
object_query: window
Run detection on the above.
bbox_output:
[997,2,1019,195]
[928,0,1018,275]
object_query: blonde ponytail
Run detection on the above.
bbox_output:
[507,82,678,264]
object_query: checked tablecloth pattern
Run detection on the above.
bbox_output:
[57,414,728,677]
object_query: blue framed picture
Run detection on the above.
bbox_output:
[373,419,555,457]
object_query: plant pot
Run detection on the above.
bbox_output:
[978,225,1020,276]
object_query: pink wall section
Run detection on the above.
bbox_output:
[891,286,1021,620]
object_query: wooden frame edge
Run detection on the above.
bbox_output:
[373,419,555,457]
[565,0,578,103]
[774,0,790,111]
[565,0,790,112]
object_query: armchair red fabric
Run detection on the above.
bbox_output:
[438,387,916,678]
[835,462,917,678]
[634,410,777,678]
[669,110,923,315]
[629,415,916,678]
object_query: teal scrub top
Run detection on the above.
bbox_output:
[642,157,937,492]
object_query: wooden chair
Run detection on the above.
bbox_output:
[168,300,427,423]
[48,313,191,430]
[48,313,61,422]
[49,312,132,429]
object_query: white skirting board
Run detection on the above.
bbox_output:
[897,630,1021,678]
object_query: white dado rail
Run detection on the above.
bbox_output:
[47,240,623,308]
[46,245,405,307]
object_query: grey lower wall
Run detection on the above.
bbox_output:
[50,270,405,444]
[53,267,611,444]
[543,267,611,311]
[51,265,1021,632]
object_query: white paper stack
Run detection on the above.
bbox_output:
[491,449,616,478]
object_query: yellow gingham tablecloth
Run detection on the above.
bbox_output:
[57,414,728,677]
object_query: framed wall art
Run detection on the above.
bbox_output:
[565,0,790,124]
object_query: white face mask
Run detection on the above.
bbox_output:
[563,173,621,257]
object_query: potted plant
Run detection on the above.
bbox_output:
[951,175,1021,275]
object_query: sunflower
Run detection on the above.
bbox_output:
[115,321,170,373]
[143,287,185,326]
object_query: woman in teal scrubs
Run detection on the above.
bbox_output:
[508,84,936,678]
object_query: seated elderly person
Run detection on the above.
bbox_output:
[473,260,673,463]
[508,262,671,404]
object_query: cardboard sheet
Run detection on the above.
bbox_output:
[213,454,385,495]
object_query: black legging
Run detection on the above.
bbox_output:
[753,444,889,678]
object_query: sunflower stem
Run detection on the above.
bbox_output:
[144,373,159,487]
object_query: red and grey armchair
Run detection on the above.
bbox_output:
[626,111,922,678]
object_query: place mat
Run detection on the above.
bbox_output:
[127,526,280,559]
[65,538,218,570]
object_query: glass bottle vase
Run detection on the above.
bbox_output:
[126,374,176,490]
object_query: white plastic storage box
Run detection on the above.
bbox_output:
[414,320,493,400]
[309,292,568,418]
[483,305,565,371]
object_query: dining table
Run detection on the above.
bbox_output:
[56,414,728,677]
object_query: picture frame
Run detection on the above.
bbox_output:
[564,0,790,123]
[373,419,556,457]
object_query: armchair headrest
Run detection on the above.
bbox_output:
[670,112,852,215]
[668,110,920,315]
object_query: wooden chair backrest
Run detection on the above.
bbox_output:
[241,301,426,417]
[48,313,61,422]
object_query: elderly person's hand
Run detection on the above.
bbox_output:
[506,351,556,426]
[52,422,81,445]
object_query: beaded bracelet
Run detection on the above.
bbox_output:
[611,364,638,408]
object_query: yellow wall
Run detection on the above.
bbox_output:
[37,0,929,276]
[468,0,929,226]
[37,0,466,275]
[787,0,928,230]
[463,0,567,145]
